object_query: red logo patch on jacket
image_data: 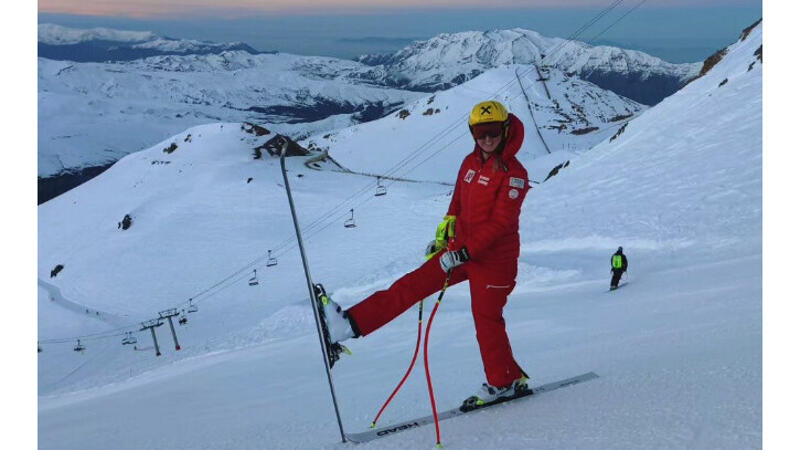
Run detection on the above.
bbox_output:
[464,169,476,183]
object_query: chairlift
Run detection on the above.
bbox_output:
[248,269,259,286]
[187,299,198,313]
[375,177,387,197]
[344,208,357,228]
[122,332,137,345]
[178,315,188,326]
[266,250,278,267]
[74,339,85,352]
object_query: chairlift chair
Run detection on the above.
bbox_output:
[74,339,85,352]
[248,269,259,286]
[344,208,357,228]
[266,250,278,267]
[375,177,387,197]
[178,315,188,326]
[187,299,199,313]
[122,332,137,345]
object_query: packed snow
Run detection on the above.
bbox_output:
[37,23,761,449]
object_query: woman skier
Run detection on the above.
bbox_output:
[321,100,531,408]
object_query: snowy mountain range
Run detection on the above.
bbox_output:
[356,28,702,106]
[37,51,422,197]
[37,19,761,449]
[38,24,261,62]
[38,23,699,201]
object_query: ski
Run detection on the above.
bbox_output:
[279,138,347,442]
[344,371,599,444]
[313,283,351,368]
[608,281,628,292]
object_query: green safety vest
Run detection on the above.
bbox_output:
[612,254,623,269]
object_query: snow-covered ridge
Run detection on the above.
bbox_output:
[357,28,703,105]
[38,24,159,45]
[38,23,260,62]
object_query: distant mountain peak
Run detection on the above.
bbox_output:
[38,23,261,63]
[356,27,701,105]
[38,23,159,45]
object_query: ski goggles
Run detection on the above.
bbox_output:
[471,122,504,140]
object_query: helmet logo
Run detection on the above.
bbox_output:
[480,105,492,116]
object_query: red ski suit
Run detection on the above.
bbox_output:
[347,114,530,388]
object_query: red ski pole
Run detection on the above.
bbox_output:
[370,299,425,428]
[423,271,452,448]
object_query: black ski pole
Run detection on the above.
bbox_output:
[278,138,347,443]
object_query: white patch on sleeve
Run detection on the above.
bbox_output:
[508,188,519,199]
[509,177,525,188]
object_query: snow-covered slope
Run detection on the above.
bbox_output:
[38,23,260,62]
[38,52,422,178]
[357,28,702,105]
[37,22,761,450]
[303,65,643,183]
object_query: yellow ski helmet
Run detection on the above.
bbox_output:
[468,100,510,140]
[469,100,509,127]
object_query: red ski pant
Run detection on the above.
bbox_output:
[347,255,523,388]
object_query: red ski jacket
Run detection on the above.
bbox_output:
[447,114,529,265]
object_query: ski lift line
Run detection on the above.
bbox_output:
[39,248,271,346]
[265,177,381,252]
[588,0,648,45]
[35,0,636,350]
[272,118,470,247]
[516,68,552,155]
[543,0,626,61]
[296,118,463,230]
[176,250,272,304]
[532,63,552,100]
[39,328,133,345]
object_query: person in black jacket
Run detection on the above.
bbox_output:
[610,247,628,290]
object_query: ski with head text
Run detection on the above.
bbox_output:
[344,371,599,444]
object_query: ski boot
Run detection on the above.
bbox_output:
[460,376,533,412]
[313,283,353,368]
